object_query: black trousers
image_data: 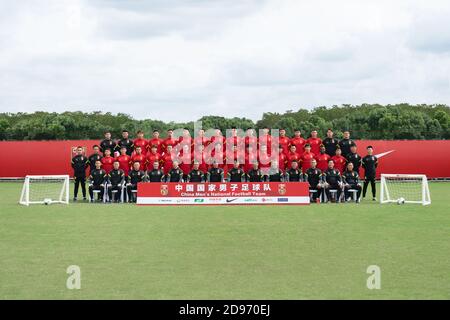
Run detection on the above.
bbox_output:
[309,186,322,201]
[127,184,138,202]
[344,185,362,200]
[108,184,122,201]
[325,185,341,202]
[363,176,376,198]
[89,185,104,200]
[74,177,86,198]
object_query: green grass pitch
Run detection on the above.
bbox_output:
[0,182,449,299]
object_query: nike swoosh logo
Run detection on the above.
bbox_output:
[374,150,395,158]
[226,198,238,203]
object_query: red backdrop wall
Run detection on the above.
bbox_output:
[1,140,449,178]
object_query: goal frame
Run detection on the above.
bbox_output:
[19,175,70,206]
[380,174,431,206]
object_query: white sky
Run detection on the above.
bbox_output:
[1,0,450,121]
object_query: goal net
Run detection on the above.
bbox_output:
[19,175,70,206]
[380,174,431,205]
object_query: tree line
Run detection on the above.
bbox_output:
[0,103,449,140]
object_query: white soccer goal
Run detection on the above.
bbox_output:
[380,174,431,205]
[19,175,70,206]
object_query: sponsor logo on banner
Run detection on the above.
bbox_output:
[261,198,274,203]
[278,184,287,195]
[244,198,257,202]
[277,198,289,202]
[194,199,205,203]
[226,198,238,203]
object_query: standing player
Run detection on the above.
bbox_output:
[362,146,378,201]
[304,159,322,203]
[116,146,132,177]
[88,160,107,202]
[258,144,272,175]
[116,130,134,156]
[133,130,148,155]
[165,161,184,183]
[146,145,161,171]
[107,161,125,203]
[277,145,287,172]
[131,146,146,170]
[322,129,339,156]
[127,162,145,203]
[187,161,205,183]
[286,144,300,168]
[194,128,210,148]
[207,160,224,182]
[299,144,316,172]
[71,146,88,201]
[285,160,302,182]
[346,144,362,175]
[163,129,178,151]
[307,130,322,156]
[149,130,164,154]
[290,129,306,153]
[179,144,192,181]
[246,162,264,182]
[323,160,342,203]
[245,128,258,148]
[88,145,102,174]
[278,129,291,155]
[147,161,165,182]
[101,149,115,174]
[338,130,355,158]
[316,144,331,172]
[331,147,346,174]
[161,145,174,174]
[342,162,362,202]
[259,127,272,153]
[100,131,115,155]
[227,160,245,182]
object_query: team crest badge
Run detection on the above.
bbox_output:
[278,184,286,195]
[160,185,169,196]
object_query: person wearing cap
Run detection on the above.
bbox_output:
[338,130,355,158]
[322,128,339,156]
[316,144,331,172]
[299,143,317,172]
[149,130,164,154]
[307,130,322,156]
[362,145,378,201]
[290,129,306,153]
[346,143,362,175]
[331,147,346,174]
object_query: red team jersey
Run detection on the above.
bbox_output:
[116,154,131,176]
[162,152,174,173]
[178,150,192,175]
[146,152,161,169]
[307,137,323,156]
[286,151,300,168]
[101,156,115,174]
[193,136,210,148]
[245,135,258,147]
[316,153,331,172]
[163,137,178,152]
[244,151,258,172]
[131,153,146,170]
[278,152,288,171]
[331,155,346,173]
[148,138,164,154]
[278,136,290,155]
[300,151,316,171]
[133,138,148,154]
[290,137,306,153]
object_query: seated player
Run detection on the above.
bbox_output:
[246,162,264,182]
[101,149,115,174]
[88,145,102,175]
[147,161,165,182]
[323,160,343,203]
[127,161,145,203]
[285,160,302,182]
[88,160,107,202]
[165,160,184,183]
[71,146,88,201]
[107,161,125,203]
[304,159,322,203]
[331,147,346,174]
[342,162,362,203]
[266,160,284,182]
[227,160,245,182]
[187,161,205,183]
[362,145,378,201]
[207,160,224,182]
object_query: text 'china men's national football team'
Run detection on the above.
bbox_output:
[71,128,378,203]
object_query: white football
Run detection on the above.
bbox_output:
[397,197,405,205]
[43,198,52,205]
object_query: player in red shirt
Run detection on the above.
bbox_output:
[277,129,290,155]
[146,145,161,170]
[277,145,288,171]
[193,128,210,149]
[210,129,225,150]
[258,144,272,175]
[163,129,178,152]
[331,147,346,174]
[178,143,192,179]
[245,128,258,148]
[101,149,115,174]
[116,146,132,176]
[299,144,316,172]
[148,130,164,154]
[286,144,300,168]
[316,144,331,172]
[131,146,146,170]
[178,128,193,150]
[307,130,322,156]
[161,145,174,174]
[290,129,306,153]
[259,127,272,153]
[209,142,226,169]
[133,130,148,155]
[244,145,258,173]
[226,127,243,149]
[192,144,208,173]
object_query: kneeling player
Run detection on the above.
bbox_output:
[323,160,343,203]
[147,161,165,182]
[304,159,322,202]
[342,162,362,202]
[127,161,145,203]
[88,160,107,202]
[107,161,125,203]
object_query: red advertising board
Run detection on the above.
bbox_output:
[137,182,310,205]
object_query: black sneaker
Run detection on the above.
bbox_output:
[73,197,77,202]
[83,197,87,201]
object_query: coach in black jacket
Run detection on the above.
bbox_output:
[71,146,88,201]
